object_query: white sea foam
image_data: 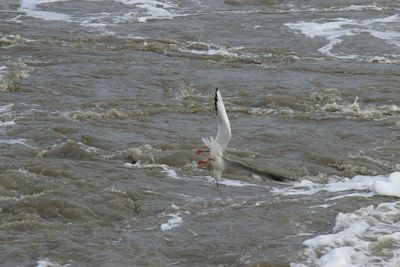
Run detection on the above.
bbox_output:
[161,163,262,187]
[0,120,16,128]
[292,201,400,267]
[60,108,129,122]
[285,4,385,13]
[339,4,383,11]
[319,99,400,119]
[160,212,183,231]
[125,161,263,187]
[0,138,35,148]
[0,139,27,145]
[6,14,24,23]
[179,42,239,57]
[160,164,182,179]
[0,103,13,114]
[112,0,176,22]
[19,0,72,21]
[124,161,168,170]
[35,258,70,267]
[18,0,177,25]
[179,47,235,57]
[373,172,400,198]
[0,61,33,91]
[286,14,400,62]
[0,104,16,134]
[178,41,266,64]
[205,176,260,187]
[365,55,400,64]
[273,172,400,199]
[311,92,400,120]
[79,19,108,28]
[0,34,35,46]
[76,141,98,154]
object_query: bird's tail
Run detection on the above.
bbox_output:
[225,158,296,182]
[201,136,223,157]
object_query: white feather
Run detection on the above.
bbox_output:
[215,89,232,150]
[202,88,231,159]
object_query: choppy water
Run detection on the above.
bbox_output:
[1,0,400,266]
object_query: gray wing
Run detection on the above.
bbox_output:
[214,88,231,150]
[224,158,295,182]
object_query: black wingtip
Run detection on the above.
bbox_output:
[214,88,219,115]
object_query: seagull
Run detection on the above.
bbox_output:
[197,88,294,187]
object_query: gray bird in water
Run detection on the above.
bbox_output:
[197,88,294,187]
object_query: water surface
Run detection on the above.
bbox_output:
[1,0,400,266]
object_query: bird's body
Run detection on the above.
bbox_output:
[198,88,231,186]
[198,88,293,187]
[210,154,225,180]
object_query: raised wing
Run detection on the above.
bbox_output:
[214,88,231,150]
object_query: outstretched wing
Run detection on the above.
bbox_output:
[214,88,231,150]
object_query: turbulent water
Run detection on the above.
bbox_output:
[1,0,400,266]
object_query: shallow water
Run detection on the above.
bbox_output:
[1,0,400,266]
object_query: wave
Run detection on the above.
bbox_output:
[113,0,177,23]
[292,201,400,267]
[273,172,400,199]
[176,87,400,121]
[0,120,16,128]
[38,139,99,160]
[0,103,15,130]
[160,211,183,231]
[36,258,68,267]
[179,41,242,57]
[286,14,400,63]
[315,96,400,120]
[18,0,177,24]
[114,145,400,264]
[124,161,264,187]
[0,61,32,92]
[97,36,280,65]
[19,0,72,21]
[0,103,14,114]
[0,34,35,47]
[60,109,129,121]
[281,172,400,266]
[237,90,400,120]
[0,138,33,147]
[0,103,30,146]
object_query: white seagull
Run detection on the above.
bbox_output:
[197,88,293,187]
